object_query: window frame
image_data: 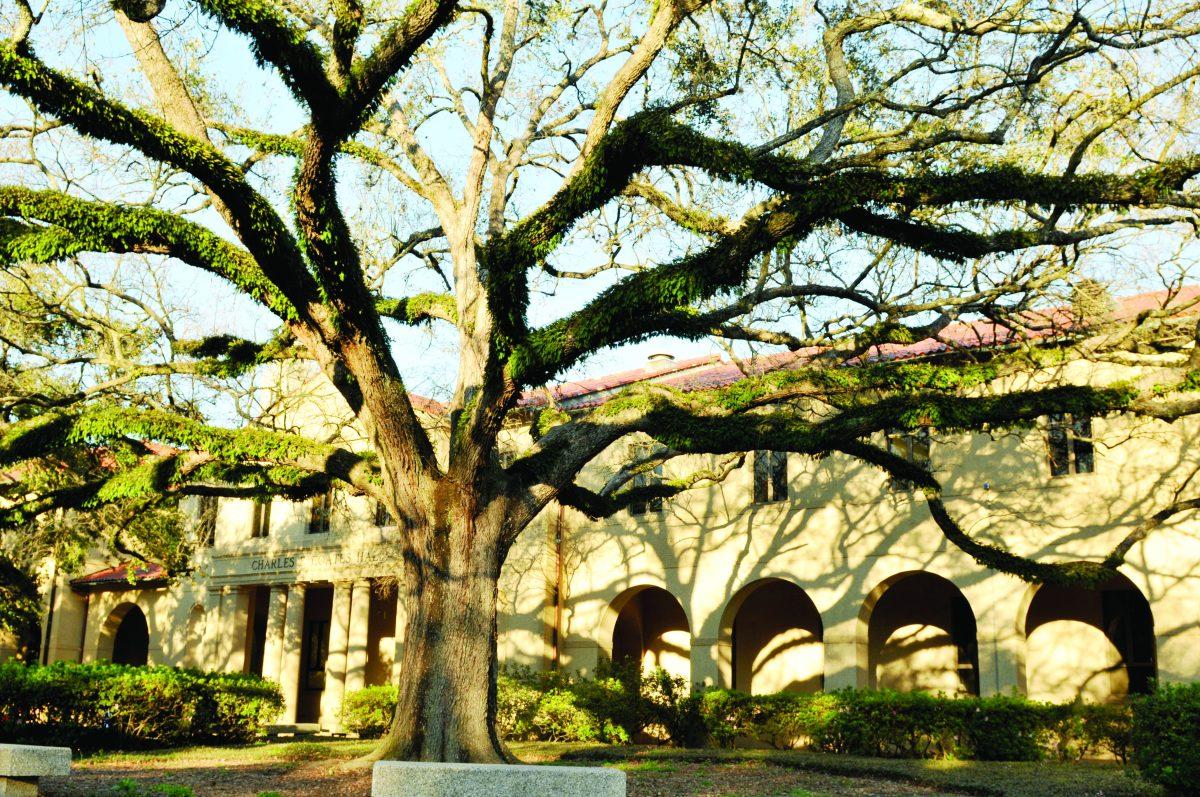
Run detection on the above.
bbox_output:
[308,489,333,535]
[1046,413,1095,477]
[752,450,789,504]
[250,498,272,539]
[884,427,933,491]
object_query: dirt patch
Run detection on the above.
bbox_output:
[41,755,973,797]
[42,758,372,797]
[623,760,967,796]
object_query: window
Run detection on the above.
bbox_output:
[250,499,271,539]
[752,450,788,504]
[628,445,664,516]
[885,428,932,490]
[374,500,394,527]
[196,495,218,547]
[1047,413,1094,476]
[309,490,333,534]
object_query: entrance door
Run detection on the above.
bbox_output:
[297,585,333,723]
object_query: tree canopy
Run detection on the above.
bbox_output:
[3,0,1200,762]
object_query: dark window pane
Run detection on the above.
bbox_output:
[374,500,394,527]
[1047,415,1070,477]
[770,450,788,502]
[309,491,331,534]
[910,428,931,470]
[197,495,218,546]
[1072,415,1094,474]
[648,463,664,512]
[752,450,770,504]
[251,500,271,538]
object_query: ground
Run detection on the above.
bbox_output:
[39,741,1162,797]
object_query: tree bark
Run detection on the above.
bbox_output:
[367,512,510,763]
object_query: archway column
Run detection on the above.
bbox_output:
[690,637,719,689]
[261,585,289,684]
[822,619,861,691]
[278,584,306,725]
[199,586,222,670]
[320,580,353,731]
[343,579,372,696]
[216,586,251,673]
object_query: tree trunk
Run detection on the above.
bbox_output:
[367,517,510,763]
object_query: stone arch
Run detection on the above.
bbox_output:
[99,602,150,666]
[859,571,979,695]
[607,585,690,680]
[1023,572,1155,703]
[718,578,823,694]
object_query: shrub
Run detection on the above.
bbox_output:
[641,668,707,747]
[341,684,397,739]
[496,671,543,740]
[1132,682,1200,794]
[0,661,281,749]
[961,694,1048,762]
[531,689,626,742]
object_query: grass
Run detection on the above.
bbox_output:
[66,740,1163,797]
[537,745,1164,797]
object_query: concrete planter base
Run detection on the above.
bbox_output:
[0,744,72,797]
[371,761,626,796]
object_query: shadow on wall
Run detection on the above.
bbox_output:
[1024,573,1156,703]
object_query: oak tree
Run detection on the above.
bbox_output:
[3,0,1200,763]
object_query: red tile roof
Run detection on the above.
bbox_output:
[522,286,1200,409]
[71,562,169,593]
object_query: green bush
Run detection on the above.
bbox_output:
[340,684,397,739]
[0,661,281,749]
[1132,682,1200,794]
[496,671,543,740]
[961,694,1048,762]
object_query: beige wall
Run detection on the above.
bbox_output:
[32,360,1200,729]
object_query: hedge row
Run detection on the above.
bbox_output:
[346,666,1200,794]
[0,661,283,749]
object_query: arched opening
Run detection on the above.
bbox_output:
[1024,573,1155,703]
[865,572,978,695]
[723,579,823,694]
[103,604,150,666]
[610,586,690,679]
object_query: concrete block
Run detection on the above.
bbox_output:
[372,761,626,797]
[0,745,71,777]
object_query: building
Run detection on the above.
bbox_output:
[26,287,1200,731]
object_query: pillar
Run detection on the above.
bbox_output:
[822,619,862,691]
[278,584,306,725]
[218,586,250,672]
[320,580,353,731]
[391,588,408,684]
[690,637,720,689]
[261,585,288,684]
[199,586,222,670]
[344,580,372,696]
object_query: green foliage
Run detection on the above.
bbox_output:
[0,661,282,750]
[340,684,397,738]
[277,741,335,762]
[695,688,1136,763]
[111,780,197,797]
[1132,682,1200,793]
